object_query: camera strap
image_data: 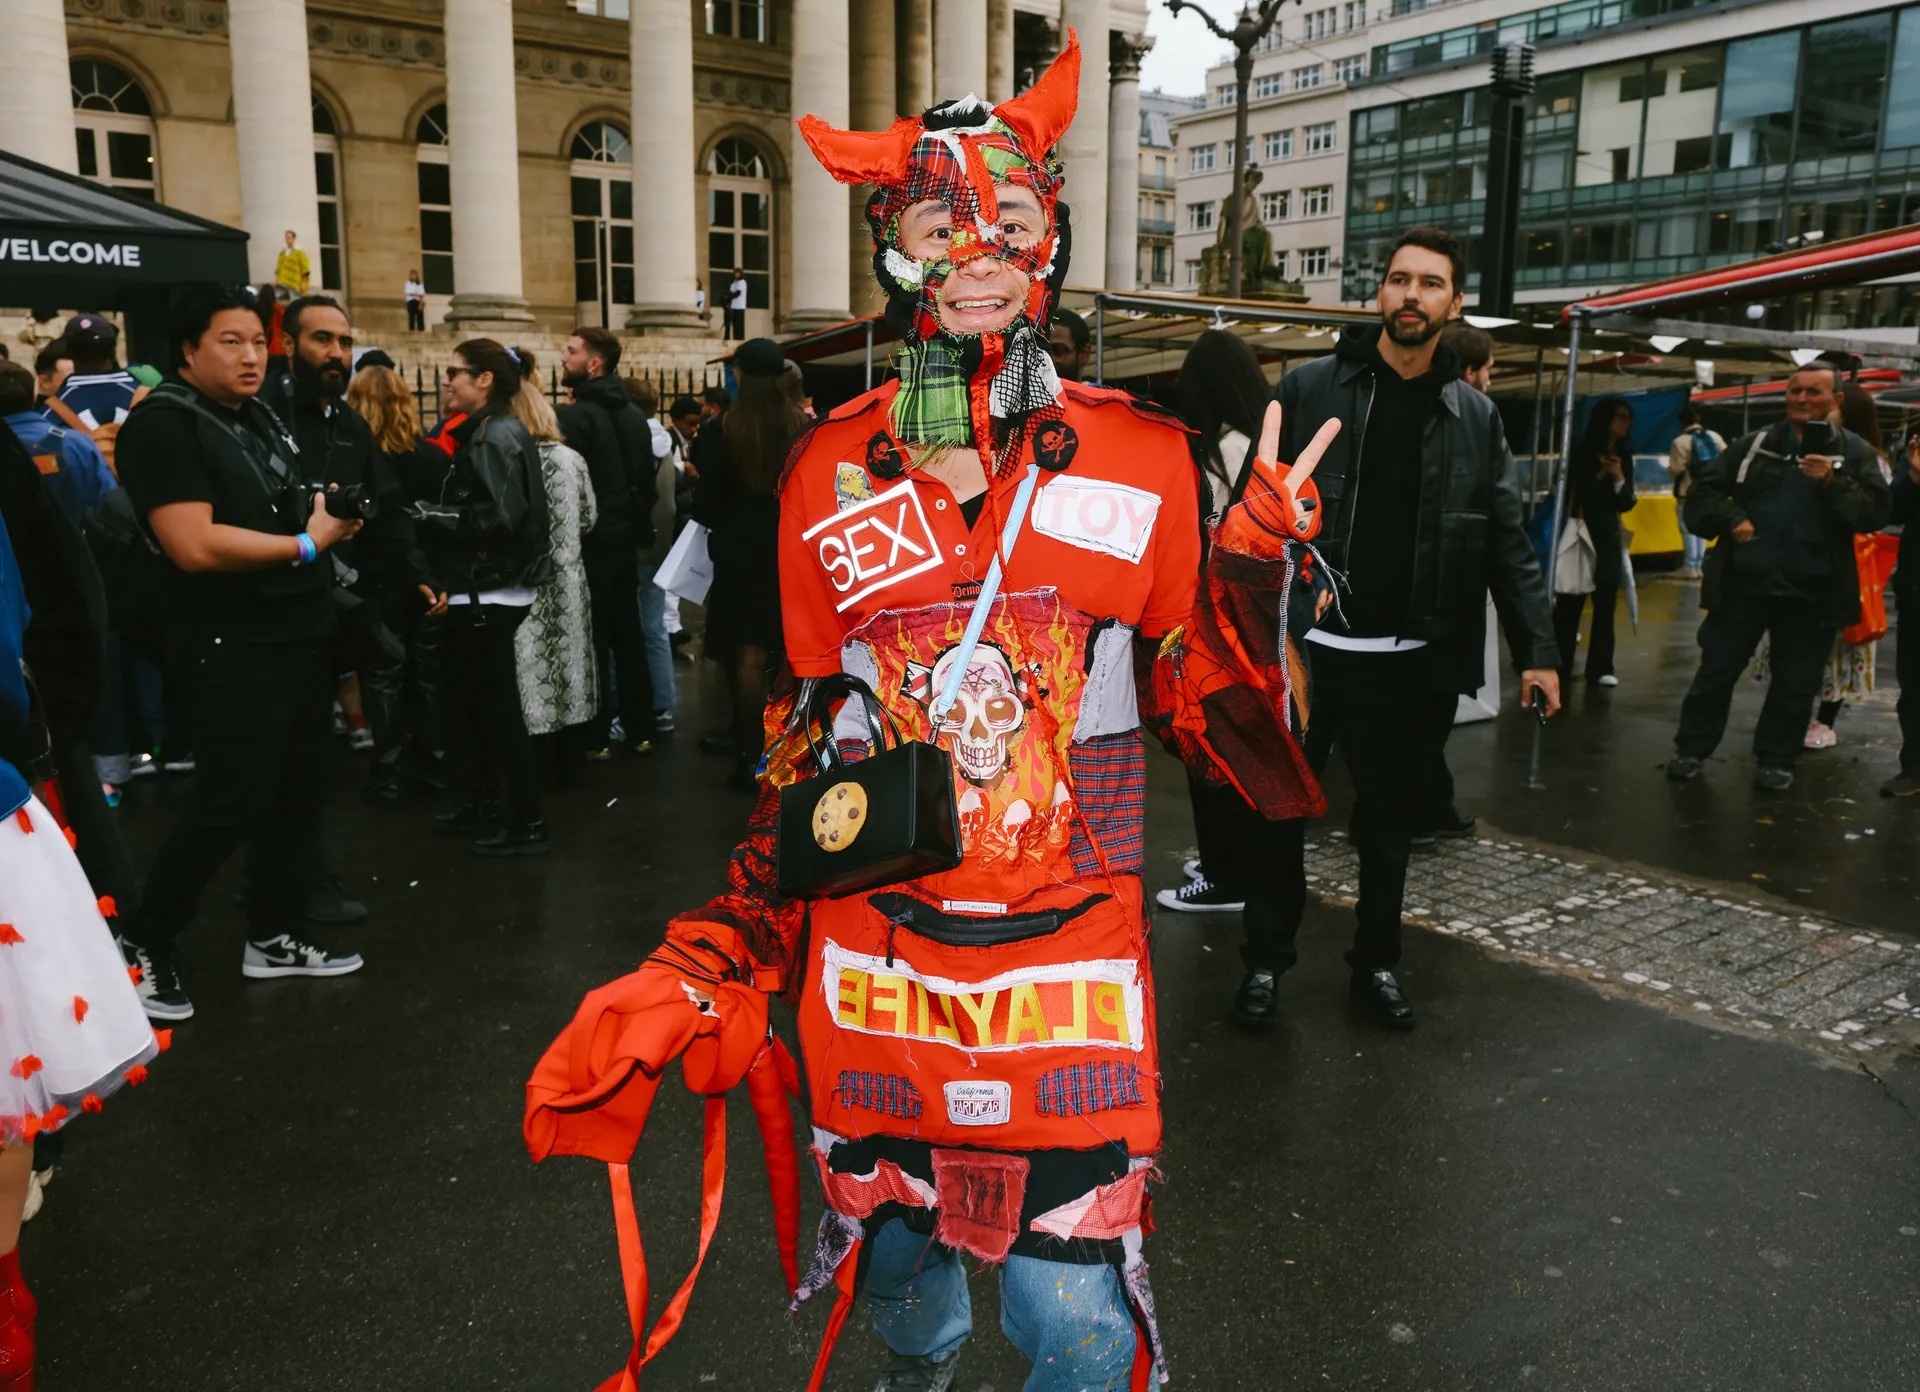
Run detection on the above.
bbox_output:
[148,383,297,498]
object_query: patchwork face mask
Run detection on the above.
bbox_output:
[799,32,1085,459]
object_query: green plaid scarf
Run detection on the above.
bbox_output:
[890,336,974,448]
[891,322,1062,454]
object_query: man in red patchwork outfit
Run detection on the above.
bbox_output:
[525,33,1338,1392]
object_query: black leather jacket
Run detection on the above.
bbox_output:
[416,408,553,597]
[1273,329,1559,692]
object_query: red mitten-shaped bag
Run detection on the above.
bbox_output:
[1214,408,1339,560]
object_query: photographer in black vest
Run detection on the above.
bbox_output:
[557,326,656,754]
[113,285,367,1024]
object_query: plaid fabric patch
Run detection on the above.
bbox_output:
[832,1070,925,1119]
[1034,1061,1146,1117]
[1067,733,1147,878]
[891,337,974,447]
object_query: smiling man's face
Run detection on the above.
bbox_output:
[895,185,1050,337]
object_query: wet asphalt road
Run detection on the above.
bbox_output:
[31,580,1920,1391]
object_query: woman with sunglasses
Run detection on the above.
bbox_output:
[416,341,553,855]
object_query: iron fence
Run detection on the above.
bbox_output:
[407,361,729,428]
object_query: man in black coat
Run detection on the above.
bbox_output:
[1887,433,1920,798]
[274,297,441,811]
[558,326,656,753]
[1672,364,1891,793]
[1234,225,1559,1033]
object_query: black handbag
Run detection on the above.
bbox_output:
[775,673,961,899]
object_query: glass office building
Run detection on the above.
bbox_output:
[1343,3,1920,326]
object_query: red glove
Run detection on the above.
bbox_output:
[1217,403,1340,557]
[524,920,766,1164]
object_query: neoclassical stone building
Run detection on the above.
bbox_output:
[3,0,1154,352]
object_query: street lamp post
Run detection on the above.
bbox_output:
[1166,1,1286,300]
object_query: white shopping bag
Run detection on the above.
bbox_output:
[653,521,713,604]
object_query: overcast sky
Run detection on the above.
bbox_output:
[1139,1,1239,98]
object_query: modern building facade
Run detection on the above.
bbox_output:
[0,0,1165,353]
[1171,6,1374,301]
[1137,87,1200,289]
[1343,0,1920,326]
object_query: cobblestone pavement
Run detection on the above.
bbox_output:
[1305,831,1920,1070]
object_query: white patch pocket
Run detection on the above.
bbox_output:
[1030,477,1162,563]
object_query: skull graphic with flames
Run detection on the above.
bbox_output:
[911,643,1027,786]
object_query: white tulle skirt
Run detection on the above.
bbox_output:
[0,795,157,1142]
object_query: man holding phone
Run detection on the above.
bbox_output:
[1669,364,1890,792]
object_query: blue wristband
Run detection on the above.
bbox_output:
[294,533,318,567]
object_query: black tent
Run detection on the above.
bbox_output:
[0,149,249,366]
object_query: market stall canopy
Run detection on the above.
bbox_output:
[0,148,248,305]
[1564,222,1920,326]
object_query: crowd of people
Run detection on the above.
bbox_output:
[0,291,783,1035]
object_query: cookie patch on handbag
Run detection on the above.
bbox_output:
[812,781,869,852]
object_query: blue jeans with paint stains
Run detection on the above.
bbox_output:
[862,1217,1138,1390]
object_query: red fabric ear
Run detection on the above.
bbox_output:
[993,28,1081,157]
[796,114,923,186]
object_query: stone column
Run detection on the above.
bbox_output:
[788,0,852,331]
[1105,32,1150,293]
[627,0,702,332]
[987,0,1015,104]
[441,0,531,326]
[897,0,933,115]
[227,0,323,287]
[933,0,988,101]
[0,0,77,174]
[1059,0,1109,288]
[849,0,898,316]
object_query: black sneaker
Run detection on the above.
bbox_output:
[1409,833,1439,855]
[875,1348,963,1392]
[1231,970,1279,1031]
[305,874,369,926]
[119,936,194,1021]
[1666,755,1704,782]
[1753,765,1794,793]
[1882,770,1920,798]
[242,933,364,979]
[1154,876,1244,913]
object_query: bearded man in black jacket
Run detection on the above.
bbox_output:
[558,326,656,754]
[1227,225,1560,1034]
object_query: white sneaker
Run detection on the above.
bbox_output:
[347,728,374,752]
[1596,674,1619,688]
[242,933,364,979]
[1804,721,1837,750]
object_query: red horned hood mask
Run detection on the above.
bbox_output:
[798,32,1084,461]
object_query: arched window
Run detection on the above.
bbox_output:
[416,103,454,295]
[70,59,157,199]
[312,96,344,292]
[570,122,634,325]
[706,137,771,332]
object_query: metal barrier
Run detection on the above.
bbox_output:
[407,361,729,427]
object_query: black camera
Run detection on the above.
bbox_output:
[286,478,370,522]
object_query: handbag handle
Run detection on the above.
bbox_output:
[931,462,1043,724]
[803,673,899,772]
